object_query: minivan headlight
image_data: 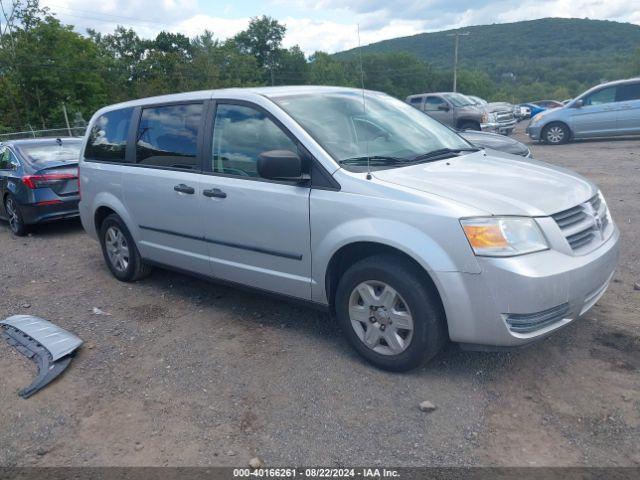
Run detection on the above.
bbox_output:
[461,217,549,257]
[530,112,545,125]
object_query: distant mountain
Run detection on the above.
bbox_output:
[335,18,640,89]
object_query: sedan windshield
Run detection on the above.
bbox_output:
[271,90,472,170]
[17,141,82,166]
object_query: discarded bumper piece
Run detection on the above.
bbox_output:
[1,315,83,398]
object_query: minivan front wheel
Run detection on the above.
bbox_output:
[542,123,569,145]
[99,214,151,282]
[335,254,447,371]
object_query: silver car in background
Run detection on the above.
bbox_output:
[527,77,640,144]
[79,86,619,371]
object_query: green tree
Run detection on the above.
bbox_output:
[0,1,106,130]
[234,15,286,83]
[274,45,308,85]
[308,51,357,86]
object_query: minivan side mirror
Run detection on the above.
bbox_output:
[257,150,305,181]
[572,99,584,108]
[437,104,450,111]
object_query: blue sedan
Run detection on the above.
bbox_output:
[0,137,81,236]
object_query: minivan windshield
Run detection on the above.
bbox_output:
[272,90,473,171]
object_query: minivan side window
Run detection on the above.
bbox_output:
[211,103,297,178]
[616,83,640,102]
[136,103,203,170]
[409,97,423,106]
[85,108,133,162]
[583,87,616,106]
[424,96,446,111]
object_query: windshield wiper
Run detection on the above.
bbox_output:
[409,147,479,163]
[339,155,408,165]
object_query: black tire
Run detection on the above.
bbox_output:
[335,254,447,372]
[99,213,151,282]
[4,194,28,236]
[542,122,570,145]
[458,121,480,131]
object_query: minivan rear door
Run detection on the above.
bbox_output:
[200,100,312,300]
[123,102,210,276]
[615,81,640,135]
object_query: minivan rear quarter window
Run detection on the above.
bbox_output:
[617,82,640,102]
[85,107,133,162]
[136,103,203,170]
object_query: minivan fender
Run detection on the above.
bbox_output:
[312,217,480,304]
[86,192,138,242]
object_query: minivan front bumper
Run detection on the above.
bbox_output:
[526,123,542,140]
[436,226,620,348]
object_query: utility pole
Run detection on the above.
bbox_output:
[62,102,72,137]
[447,31,470,92]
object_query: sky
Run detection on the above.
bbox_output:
[38,0,640,55]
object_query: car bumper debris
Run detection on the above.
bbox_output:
[1,315,82,398]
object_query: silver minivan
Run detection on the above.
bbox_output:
[527,77,640,144]
[79,86,620,371]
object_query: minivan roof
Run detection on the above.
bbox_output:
[93,86,376,115]
[575,77,640,101]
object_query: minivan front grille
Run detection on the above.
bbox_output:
[505,303,570,333]
[551,194,609,253]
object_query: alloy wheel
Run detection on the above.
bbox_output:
[348,281,414,356]
[105,226,130,273]
[5,198,20,233]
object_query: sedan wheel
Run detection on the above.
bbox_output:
[105,226,130,273]
[5,196,27,236]
[348,280,414,356]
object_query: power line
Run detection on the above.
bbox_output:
[45,3,182,30]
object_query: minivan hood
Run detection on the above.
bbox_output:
[372,151,596,216]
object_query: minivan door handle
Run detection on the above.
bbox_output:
[203,188,227,199]
[174,184,195,194]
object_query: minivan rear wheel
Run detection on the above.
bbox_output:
[542,122,570,145]
[99,214,151,282]
[335,254,447,371]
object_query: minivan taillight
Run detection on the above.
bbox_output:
[22,173,77,189]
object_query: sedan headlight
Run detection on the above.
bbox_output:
[461,217,549,257]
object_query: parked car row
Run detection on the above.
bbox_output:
[526,77,640,144]
[1,85,622,372]
[406,92,516,135]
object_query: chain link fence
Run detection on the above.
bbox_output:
[0,127,87,142]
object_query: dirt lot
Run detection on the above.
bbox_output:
[1,124,639,467]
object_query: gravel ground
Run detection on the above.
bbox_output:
[0,124,638,467]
